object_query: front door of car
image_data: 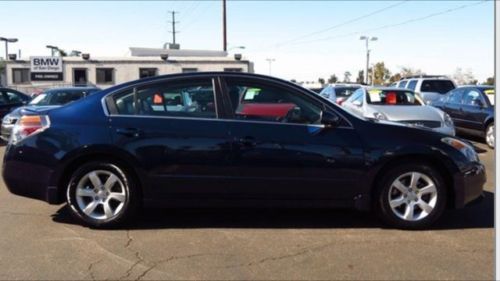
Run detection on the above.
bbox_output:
[219,77,366,200]
[107,77,234,200]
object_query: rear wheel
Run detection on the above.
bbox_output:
[66,162,138,228]
[486,123,494,149]
[375,163,447,229]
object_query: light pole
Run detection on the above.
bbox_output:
[46,45,59,56]
[359,36,377,84]
[0,37,18,60]
[266,58,275,75]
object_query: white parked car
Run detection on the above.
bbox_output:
[319,84,363,105]
[391,75,456,104]
[342,87,455,136]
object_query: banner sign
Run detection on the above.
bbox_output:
[30,56,63,81]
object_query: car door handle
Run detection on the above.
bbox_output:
[116,128,142,137]
[237,136,257,147]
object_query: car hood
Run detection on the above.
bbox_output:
[369,105,442,122]
[8,105,61,118]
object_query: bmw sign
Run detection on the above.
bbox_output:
[30,56,63,81]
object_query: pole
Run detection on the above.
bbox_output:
[365,38,369,84]
[168,11,179,45]
[266,58,275,75]
[223,0,227,52]
[4,41,7,61]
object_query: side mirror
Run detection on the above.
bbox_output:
[321,111,340,127]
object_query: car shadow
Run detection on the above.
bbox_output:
[51,191,494,231]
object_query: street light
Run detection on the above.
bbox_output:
[360,36,377,84]
[46,45,59,56]
[0,37,18,60]
[266,58,275,75]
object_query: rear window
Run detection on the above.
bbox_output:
[29,89,94,106]
[420,80,455,94]
[334,87,361,97]
[366,89,422,106]
[483,88,494,105]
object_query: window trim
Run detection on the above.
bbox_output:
[11,68,30,84]
[96,68,115,85]
[105,76,221,119]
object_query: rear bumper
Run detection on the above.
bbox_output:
[1,123,13,142]
[453,162,486,208]
[2,145,61,204]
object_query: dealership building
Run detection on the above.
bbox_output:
[2,47,253,93]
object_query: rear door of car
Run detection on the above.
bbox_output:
[460,88,489,133]
[443,88,466,128]
[218,75,366,200]
[105,75,234,200]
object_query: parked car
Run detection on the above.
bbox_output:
[393,75,456,104]
[431,85,494,148]
[1,87,100,141]
[319,84,362,105]
[2,72,485,229]
[0,88,31,121]
[342,87,455,136]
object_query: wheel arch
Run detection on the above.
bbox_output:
[52,147,145,204]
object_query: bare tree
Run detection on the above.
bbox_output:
[452,68,476,85]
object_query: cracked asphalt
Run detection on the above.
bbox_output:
[0,141,494,280]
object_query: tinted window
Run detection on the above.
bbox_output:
[366,89,421,106]
[225,79,322,124]
[447,89,464,104]
[420,80,455,94]
[407,80,418,91]
[462,89,485,107]
[334,86,361,97]
[4,91,25,104]
[30,89,95,106]
[398,81,408,88]
[113,79,216,119]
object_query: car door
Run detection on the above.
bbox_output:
[460,88,489,133]
[219,76,366,200]
[443,88,466,129]
[106,76,234,200]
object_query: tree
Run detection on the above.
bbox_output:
[371,62,391,85]
[356,70,364,84]
[318,78,325,85]
[389,73,402,83]
[343,71,351,83]
[400,66,424,78]
[327,74,338,84]
[452,68,476,85]
[483,77,494,85]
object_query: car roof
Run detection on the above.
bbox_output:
[44,87,100,92]
[365,87,415,92]
[456,85,494,89]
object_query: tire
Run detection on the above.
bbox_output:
[485,123,494,149]
[374,163,447,230]
[66,162,138,228]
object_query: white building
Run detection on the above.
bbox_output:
[3,48,253,93]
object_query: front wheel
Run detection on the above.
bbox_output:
[66,162,138,228]
[486,123,494,149]
[375,163,447,229]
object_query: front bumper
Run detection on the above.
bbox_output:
[1,123,14,142]
[453,162,486,208]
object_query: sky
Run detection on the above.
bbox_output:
[0,0,494,82]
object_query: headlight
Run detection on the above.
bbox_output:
[443,113,454,127]
[373,112,388,120]
[441,137,478,162]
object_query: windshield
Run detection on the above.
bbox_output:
[335,86,361,97]
[29,89,95,106]
[366,89,422,106]
[483,88,494,105]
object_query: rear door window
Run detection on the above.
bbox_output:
[398,81,408,88]
[112,79,217,119]
[407,80,418,91]
[447,88,465,104]
[420,80,455,94]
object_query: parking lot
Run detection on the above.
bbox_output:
[0,140,493,280]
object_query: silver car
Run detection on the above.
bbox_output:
[342,87,455,136]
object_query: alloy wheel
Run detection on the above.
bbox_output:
[388,172,438,222]
[486,125,495,148]
[74,170,127,221]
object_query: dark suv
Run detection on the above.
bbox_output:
[2,72,485,229]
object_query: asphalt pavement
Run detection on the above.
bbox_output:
[0,141,494,280]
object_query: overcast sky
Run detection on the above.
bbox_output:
[0,0,494,82]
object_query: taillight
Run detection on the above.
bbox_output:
[11,115,50,143]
